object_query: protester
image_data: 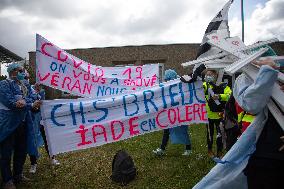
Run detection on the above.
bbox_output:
[235,102,255,133]
[193,58,284,189]
[28,83,60,174]
[27,82,44,174]
[241,59,284,189]
[203,69,231,158]
[153,69,192,156]
[34,84,60,167]
[0,63,41,189]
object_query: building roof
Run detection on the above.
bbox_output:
[0,45,23,64]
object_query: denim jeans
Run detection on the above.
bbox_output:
[0,122,27,183]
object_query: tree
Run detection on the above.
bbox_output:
[0,75,7,81]
[23,61,36,84]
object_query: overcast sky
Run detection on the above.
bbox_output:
[0,0,283,59]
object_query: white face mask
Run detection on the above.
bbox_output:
[205,75,215,82]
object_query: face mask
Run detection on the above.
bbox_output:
[205,75,215,83]
[17,72,26,80]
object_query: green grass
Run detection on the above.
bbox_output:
[15,124,216,189]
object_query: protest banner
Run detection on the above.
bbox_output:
[41,79,208,155]
[36,34,159,97]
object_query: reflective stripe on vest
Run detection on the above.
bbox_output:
[242,114,255,123]
[238,112,255,123]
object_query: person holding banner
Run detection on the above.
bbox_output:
[203,69,231,158]
[28,83,60,174]
[193,58,284,189]
[27,83,45,174]
[240,59,284,189]
[153,69,192,156]
[0,63,41,189]
[35,84,60,167]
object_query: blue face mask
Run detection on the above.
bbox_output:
[205,75,215,83]
[17,72,26,80]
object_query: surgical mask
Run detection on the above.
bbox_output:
[205,75,215,83]
[17,72,26,80]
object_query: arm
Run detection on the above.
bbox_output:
[233,65,278,115]
[25,85,42,110]
[24,84,35,109]
[0,80,19,110]
[39,90,46,100]
[180,64,206,83]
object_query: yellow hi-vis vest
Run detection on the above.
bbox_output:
[203,82,232,119]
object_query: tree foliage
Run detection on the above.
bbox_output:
[0,75,7,81]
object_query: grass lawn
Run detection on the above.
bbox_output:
[15,124,216,189]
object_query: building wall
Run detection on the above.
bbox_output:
[29,43,200,74]
[29,42,284,99]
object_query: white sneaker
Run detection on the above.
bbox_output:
[29,164,37,174]
[51,158,60,166]
[152,148,165,156]
[182,150,192,156]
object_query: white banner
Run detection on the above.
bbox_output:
[41,80,208,155]
[36,34,159,97]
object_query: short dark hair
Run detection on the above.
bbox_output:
[202,69,218,76]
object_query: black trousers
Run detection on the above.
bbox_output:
[206,118,223,152]
[245,159,283,189]
[225,126,239,151]
[0,123,27,183]
[40,125,50,156]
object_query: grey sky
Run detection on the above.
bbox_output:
[0,0,283,59]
